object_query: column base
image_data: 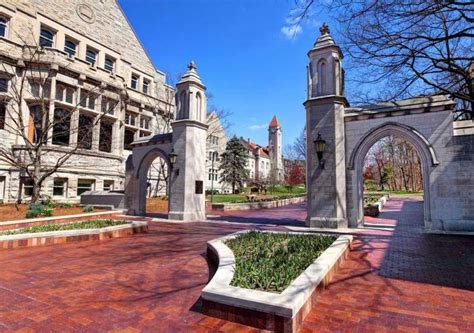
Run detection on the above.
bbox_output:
[306,217,347,229]
[168,211,206,222]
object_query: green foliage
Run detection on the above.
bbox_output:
[25,202,55,219]
[209,193,306,204]
[83,205,94,213]
[0,219,128,236]
[226,231,336,293]
[218,137,249,193]
[59,202,75,209]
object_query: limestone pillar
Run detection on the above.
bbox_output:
[168,62,208,221]
[305,24,349,229]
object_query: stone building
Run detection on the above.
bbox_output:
[204,115,284,194]
[0,0,174,203]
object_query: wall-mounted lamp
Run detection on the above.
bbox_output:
[168,148,179,175]
[313,133,326,169]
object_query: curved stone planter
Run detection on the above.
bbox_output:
[211,196,306,211]
[0,221,148,250]
[202,231,352,332]
[364,194,390,217]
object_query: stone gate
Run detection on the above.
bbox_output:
[124,62,208,221]
[305,25,474,232]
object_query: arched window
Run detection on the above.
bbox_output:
[179,91,187,119]
[195,92,202,121]
[40,27,54,48]
[317,60,327,95]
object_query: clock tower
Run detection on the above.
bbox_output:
[268,116,284,182]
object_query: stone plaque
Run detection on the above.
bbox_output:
[195,181,203,194]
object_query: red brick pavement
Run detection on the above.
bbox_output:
[0,196,473,332]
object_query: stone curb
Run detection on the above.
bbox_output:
[211,196,306,211]
[202,230,352,332]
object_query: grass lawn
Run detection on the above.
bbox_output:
[0,219,128,236]
[366,190,424,196]
[225,231,336,293]
[208,185,306,204]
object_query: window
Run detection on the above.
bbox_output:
[21,178,34,197]
[131,74,138,90]
[139,130,149,137]
[101,97,117,115]
[143,79,150,94]
[64,38,77,57]
[79,90,97,110]
[29,80,50,99]
[77,114,93,149]
[103,180,114,191]
[55,84,75,104]
[39,27,54,48]
[28,105,47,144]
[0,103,5,129]
[124,128,135,150]
[140,116,150,129]
[99,120,113,152]
[0,78,7,92]
[85,48,97,66]
[77,179,95,196]
[125,112,137,126]
[52,109,71,146]
[0,17,7,38]
[53,178,67,197]
[104,57,115,73]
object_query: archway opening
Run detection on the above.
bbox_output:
[361,135,424,228]
[145,155,170,216]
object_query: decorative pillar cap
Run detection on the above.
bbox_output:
[177,60,204,86]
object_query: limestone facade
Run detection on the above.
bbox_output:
[0,0,174,203]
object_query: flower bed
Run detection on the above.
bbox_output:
[364,193,390,217]
[0,219,147,249]
[0,219,127,236]
[202,231,352,332]
[226,231,336,293]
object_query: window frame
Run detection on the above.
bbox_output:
[130,74,139,90]
[0,102,6,130]
[77,179,95,196]
[0,77,8,93]
[104,56,115,73]
[103,180,114,191]
[0,16,8,38]
[53,178,68,197]
[143,79,150,94]
[64,37,77,58]
[39,27,55,48]
[85,47,97,67]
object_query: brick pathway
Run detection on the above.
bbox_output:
[0,196,473,332]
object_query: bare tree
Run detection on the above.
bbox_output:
[289,0,474,118]
[0,33,118,203]
[293,126,306,160]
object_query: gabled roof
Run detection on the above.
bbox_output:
[269,116,281,128]
[239,139,270,158]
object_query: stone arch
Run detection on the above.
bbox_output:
[348,122,439,228]
[134,147,171,215]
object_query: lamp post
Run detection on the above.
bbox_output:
[313,133,326,169]
[210,154,219,203]
[167,149,177,212]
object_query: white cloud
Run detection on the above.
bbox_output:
[248,123,267,131]
[281,24,302,40]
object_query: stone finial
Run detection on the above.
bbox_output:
[187,60,197,71]
[320,23,330,35]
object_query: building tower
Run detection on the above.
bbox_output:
[304,24,348,228]
[268,116,284,182]
[168,61,208,221]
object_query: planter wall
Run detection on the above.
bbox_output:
[202,231,352,332]
[0,221,147,250]
[364,194,389,217]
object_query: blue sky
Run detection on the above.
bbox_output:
[119,0,336,148]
